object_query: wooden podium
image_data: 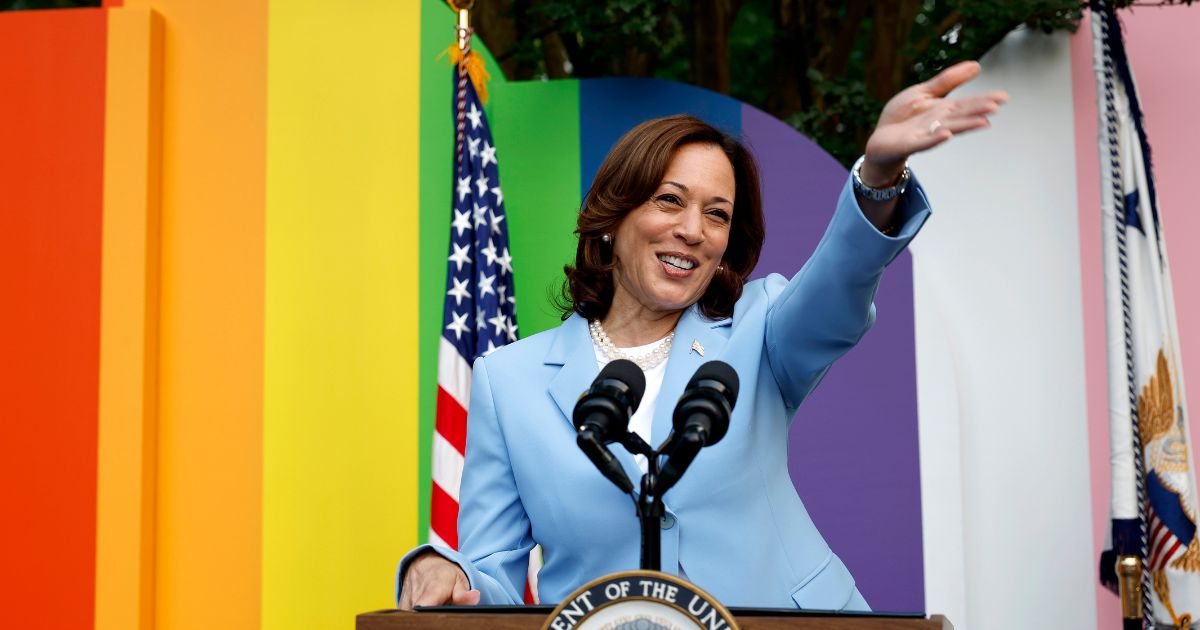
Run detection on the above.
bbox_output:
[357,607,953,629]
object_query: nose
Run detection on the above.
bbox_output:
[672,205,704,245]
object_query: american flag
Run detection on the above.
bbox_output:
[430,63,532,595]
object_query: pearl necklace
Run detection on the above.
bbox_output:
[589,319,674,370]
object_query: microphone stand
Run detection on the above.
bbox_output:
[620,433,665,571]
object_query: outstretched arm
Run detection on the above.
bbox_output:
[765,60,1005,409]
[857,60,1007,231]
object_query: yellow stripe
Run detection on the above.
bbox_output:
[122,1,268,628]
[262,1,422,627]
[96,8,162,630]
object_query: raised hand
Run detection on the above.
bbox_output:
[397,552,481,611]
[860,60,1007,187]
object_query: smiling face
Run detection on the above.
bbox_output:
[608,143,736,321]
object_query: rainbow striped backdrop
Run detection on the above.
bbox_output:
[1,1,929,628]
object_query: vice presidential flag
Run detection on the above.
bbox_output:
[1093,2,1199,625]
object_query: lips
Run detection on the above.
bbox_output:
[657,253,697,270]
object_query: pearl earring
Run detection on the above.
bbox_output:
[601,233,612,244]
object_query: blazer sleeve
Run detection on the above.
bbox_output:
[395,355,535,605]
[764,174,931,412]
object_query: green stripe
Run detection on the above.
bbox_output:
[418,0,581,544]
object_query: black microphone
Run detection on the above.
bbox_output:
[574,359,646,494]
[656,361,739,493]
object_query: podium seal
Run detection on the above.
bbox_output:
[542,570,739,630]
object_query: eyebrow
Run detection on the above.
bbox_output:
[663,180,732,205]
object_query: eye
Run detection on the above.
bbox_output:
[654,193,683,207]
[706,208,732,224]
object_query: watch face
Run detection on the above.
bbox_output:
[542,571,739,630]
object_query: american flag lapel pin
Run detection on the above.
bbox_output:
[691,340,705,357]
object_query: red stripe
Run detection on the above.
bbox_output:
[524,580,535,604]
[1159,540,1183,571]
[1150,519,1166,552]
[430,483,460,550]
[1150,528,1165,562]
[0,10,106,630]
[435,386,468,454]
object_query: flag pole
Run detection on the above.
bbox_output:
[1117,555,1145,630]
[452,1,473,168]
[455,0,472,52]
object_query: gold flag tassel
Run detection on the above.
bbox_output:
[438,0,491,104]
[440,43,492,105]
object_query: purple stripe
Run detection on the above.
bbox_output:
[741,104,924,612]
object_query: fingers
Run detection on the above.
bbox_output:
[940,116,991,136]
[411,581,456,608]
[451,568,481,605]
[451,585,482,606]
[398,555,475,610]
[946,92,1006,117]
[923,60,981,97]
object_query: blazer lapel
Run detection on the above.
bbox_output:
[546,314,643,486]
[651,307,731,448]
[546,314,598,424]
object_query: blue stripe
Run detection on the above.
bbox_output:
[578,78,742,202]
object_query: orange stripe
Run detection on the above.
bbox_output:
[118,1,268,628]
[0,8,107,628]
[95,6,163,630]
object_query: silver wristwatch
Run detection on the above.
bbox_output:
[851,155,910,202]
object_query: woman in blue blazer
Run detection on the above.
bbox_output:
[398,61,1006,610]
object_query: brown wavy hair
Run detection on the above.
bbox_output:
[558,114,765,321]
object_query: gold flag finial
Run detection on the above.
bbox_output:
[441,0,491,104]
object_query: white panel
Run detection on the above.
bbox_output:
[910,28,1097,629]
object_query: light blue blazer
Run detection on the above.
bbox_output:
[398,176,930,610]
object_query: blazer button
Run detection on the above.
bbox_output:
[660,514,676,529]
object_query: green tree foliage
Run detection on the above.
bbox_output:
[470,0,1190,166]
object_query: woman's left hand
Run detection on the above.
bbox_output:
[859,60,1007,187]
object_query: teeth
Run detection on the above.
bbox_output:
[658,254,695,270]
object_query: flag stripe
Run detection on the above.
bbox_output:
[430,483,460,550]
[431,431,465,503]
[428,529,449,550]
[1150,525,1170,565]
[438,337,472,409]
[435,387,468,455]
[1158,540,1182,572]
